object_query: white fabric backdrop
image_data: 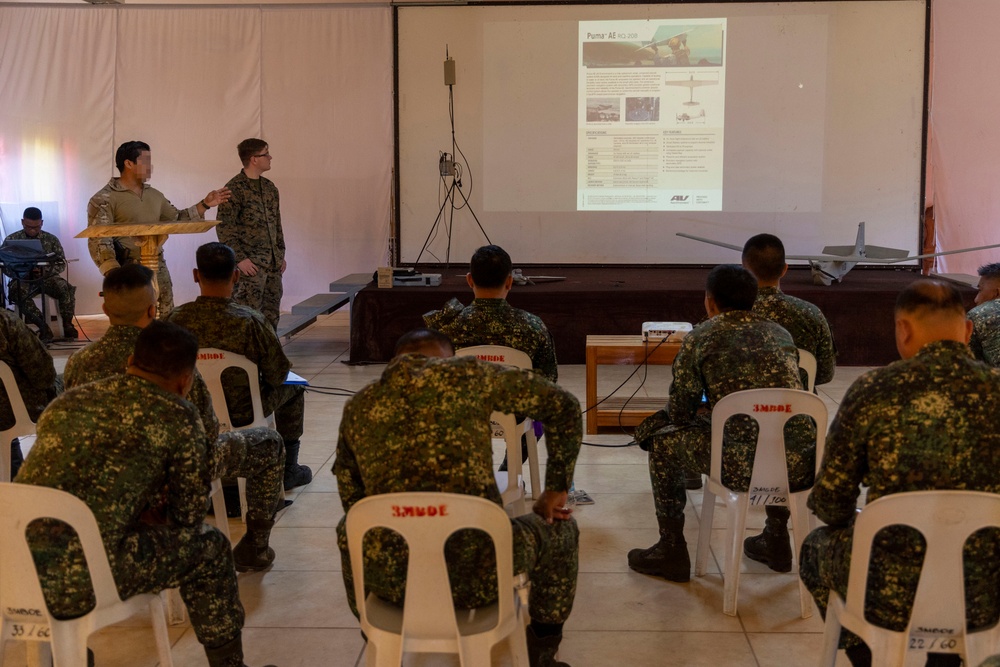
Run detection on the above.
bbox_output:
[0,4,392,315]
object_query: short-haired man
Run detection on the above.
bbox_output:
[0,307,59,480]
[628,265,813,582]
[216,139,286,331]
[17,321,275,667]
[336,328,581,667]
[167,242,311,490]
[64,264,285,571]
[424,244,558,381]
[740,233,837,571]
[968,261,1000,367]
[800,280,1000,667]
[3,206,77,340]
[87,140,231,316]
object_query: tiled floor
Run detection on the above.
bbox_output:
[3,312,871,667]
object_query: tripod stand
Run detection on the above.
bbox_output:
[413,65,490,267]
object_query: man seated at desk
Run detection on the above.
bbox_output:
[3,206,76,340]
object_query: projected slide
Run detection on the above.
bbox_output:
[578,19,727,211]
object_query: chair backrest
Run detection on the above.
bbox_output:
[844,490,1000,653]
[455,346,533,372]
[797,348,818,392]
[345,492,515,642]
[0,359,37,482]
[196,348,269,431]
[0,482,125,624]
[710,387,828,501]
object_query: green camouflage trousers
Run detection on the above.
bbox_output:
[212,426,284,521]
[233,265,283,332]
[154,261,174,319]
[8,277,76,329]
[645,414,816,521]
[30,522,243,647]
[800,524,1000,650]
[337,512,579,625]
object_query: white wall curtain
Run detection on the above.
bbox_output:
[0,4,391,314]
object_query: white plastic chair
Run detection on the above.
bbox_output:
[0,482,174,667]
[797,348,818,392]
[694,388,828,617]
[455,346,541,516]
[196,348,274,539]
[820,490,1000,667]
[346,492,529,667]
[0,359,38,483]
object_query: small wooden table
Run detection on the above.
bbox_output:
[585,335,682,434]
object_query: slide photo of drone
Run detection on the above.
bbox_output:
[582,20,725,69]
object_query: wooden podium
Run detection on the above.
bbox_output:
[76,220,218,297]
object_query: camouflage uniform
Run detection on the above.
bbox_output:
[3,229,76,333]
[0,308,59,430]
[753,286,836,386]
[801,340,1000,649]
[87,178,204,316]
[334,354,581,624]
[166,296,304,444]
[637,310,813,521]
[15,374,244,647]
[968,299,1000,367]
[424,298,559,381]
[63,324,283,522]
[216,171,285,331]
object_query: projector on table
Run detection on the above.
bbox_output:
[641,322,692,342]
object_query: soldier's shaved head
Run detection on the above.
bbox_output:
[469,245,512,289]
[131,320,198,381]
[705,264,758,313]
[196,242,238,282]
[394,328,454,359]
[102,265,156,325]
[894,280,972,359]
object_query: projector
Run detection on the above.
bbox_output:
[642,321,692,342]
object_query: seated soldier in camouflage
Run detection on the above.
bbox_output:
[335,329,580,667]
[64,264,285,572]
[740,233,837,572]
[801,280,1000,667]
[17,321,275,667]
[424,244,558,382]
[968,261,1000,367]
[4,206,77,340]
[629,264,815,582]
[167,242,311,491]
[0,306,60,480]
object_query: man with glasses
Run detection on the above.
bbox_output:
[216,139,286,331]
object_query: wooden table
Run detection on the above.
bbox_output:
[585,335,682,434]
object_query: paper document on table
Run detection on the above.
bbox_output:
[285,371,309,386]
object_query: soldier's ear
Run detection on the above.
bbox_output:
[964,318,974,345]
[193,268,201,284]
[465,273,475,289]
[232,268,240,285]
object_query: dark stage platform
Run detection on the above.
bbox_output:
[349,266,976,367]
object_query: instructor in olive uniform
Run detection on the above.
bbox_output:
[216,139,286,331]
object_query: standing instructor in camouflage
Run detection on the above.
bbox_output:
[335,329,580,667]
[800,280,1000,667]
[628,265,814,583]
[216,139,286,331]
[16,321,275,667]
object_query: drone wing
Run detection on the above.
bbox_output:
[675,232,744,252]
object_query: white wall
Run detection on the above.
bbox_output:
[0,4,392,314]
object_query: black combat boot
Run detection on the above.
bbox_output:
[205,633,277,667]
[282,440,312,490]
[233,518,276,573]
[526,625,570,667]
[62,322,78,339]
[743,505,792,572]
[627,516,690,582]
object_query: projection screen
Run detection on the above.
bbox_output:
[396,1,927,266]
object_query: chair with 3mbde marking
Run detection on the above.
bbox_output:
[455,346,542,517]
[0,482,174,667]
[694,387,828,617]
